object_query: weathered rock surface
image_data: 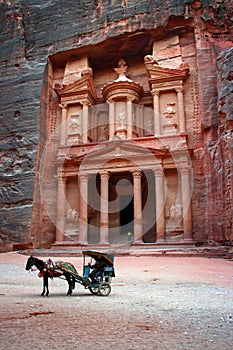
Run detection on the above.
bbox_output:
[204,47,233,244]
[0,0,232,250]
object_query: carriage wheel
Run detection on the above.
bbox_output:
[98,282,111,296]
[89,286,99,295]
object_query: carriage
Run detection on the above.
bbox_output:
[26,250,115,297]
[59,250,115,296]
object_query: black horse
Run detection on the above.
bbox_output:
[25,256,77,296]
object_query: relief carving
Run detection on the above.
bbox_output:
[117,111,126,128]
[163,103,176,124]
[66,208,79,225]
[168,204,183,229]
[69,115,81,135]
[114,58,132,82]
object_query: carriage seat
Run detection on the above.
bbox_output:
[104,266,115,277]
[83,264,91,278]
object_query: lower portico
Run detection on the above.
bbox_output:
[54,140,193,246]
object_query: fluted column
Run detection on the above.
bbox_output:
[176,87,186,134]
[79,174,88,244]
[179,167,193,241]
[133,170,143,243]
[56,171,66,242]
[100,171,110,244]
[127,98,133,139]
[154,168,166,242]
[60,104,67,145]
[153,91,161,135]
[108,99,115,139]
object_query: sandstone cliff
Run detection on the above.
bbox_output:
[0,0,232,250]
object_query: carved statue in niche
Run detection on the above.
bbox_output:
[163,103,176,124]
[114,58,132,82]
[117,111,126,128]
[66,208,79,225]
[168,204,183,228]
[69,115,80,134]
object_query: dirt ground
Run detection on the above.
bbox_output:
[0,252,233,350]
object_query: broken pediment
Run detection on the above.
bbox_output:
[55,68,97,105]
[144,55,189,87]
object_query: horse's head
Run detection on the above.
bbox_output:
[25,255,35,271]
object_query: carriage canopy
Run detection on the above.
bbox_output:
[82,250,114,266]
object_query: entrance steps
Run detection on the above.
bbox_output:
[20,244,233,259]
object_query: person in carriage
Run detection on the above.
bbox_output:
[89,256,106,282]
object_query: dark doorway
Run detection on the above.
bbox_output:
[120,195,134,235]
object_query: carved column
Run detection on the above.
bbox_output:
[56,171,66,242]
[176,87,186,134]
[60,104,67,145]
[81,102,89,143]
[79,174,88,244]
[139,104,144,137]
[108,99,115,139]
[133,170,143,243]
[127,98,133,139]
[93,109,98,142]
[154,168,166,242]
[100,171,110,244]
[179,168,193,241]
[152,91,161,135]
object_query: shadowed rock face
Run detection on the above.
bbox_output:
[0,0,232,250]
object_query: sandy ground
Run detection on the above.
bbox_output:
[0,252,233,350]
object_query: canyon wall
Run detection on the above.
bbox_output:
[0,0,232,250]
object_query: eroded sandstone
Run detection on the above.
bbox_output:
[0,0,232,251]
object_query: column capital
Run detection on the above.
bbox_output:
[127,96,135,102]
[132,170,142,178]
[153,167,164,177]
[59,103,67,109]
[100,170,110,180]
[57,172,66,184]
[152,90,160,96]
[176,87,184,94]
[80,100,91,108]
[178,167,190,175]
[79,173,89,182]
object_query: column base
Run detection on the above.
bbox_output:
[98,242,110,246]
[52,241,87,248]
[133,240,143,245]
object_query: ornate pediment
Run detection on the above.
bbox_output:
[144,55,189,87]
[77,140,167,172]
[55,68,96,104]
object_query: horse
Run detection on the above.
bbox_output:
[25,255,77,296]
